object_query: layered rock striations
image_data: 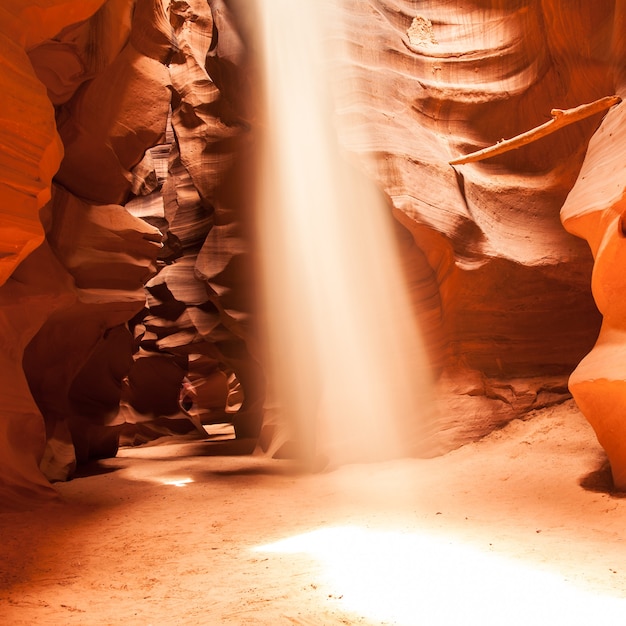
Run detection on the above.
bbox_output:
[330,0,612,446]
[0,0,107,504]
[1,0,178,498]
[0,0,107,289]
[1,0,625,503]
[3,0,265,501]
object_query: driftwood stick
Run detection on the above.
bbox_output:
[449,95,622,165]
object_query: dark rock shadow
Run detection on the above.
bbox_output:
[72,460,122,479]
[579,457,626,498]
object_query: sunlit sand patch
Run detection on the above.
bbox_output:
[160,477,194,488]
[255,525,626,625]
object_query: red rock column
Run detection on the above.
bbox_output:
[561,95,626,489]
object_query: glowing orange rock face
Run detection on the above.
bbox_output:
[561,100,626,489]
[0,0,168,504]
[0,0,107,288]
[0,0,109,505]
[0,26,61,287]
[332,0,612,448]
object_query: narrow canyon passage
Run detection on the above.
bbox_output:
[2,400,626,625]
[5,2,626,624]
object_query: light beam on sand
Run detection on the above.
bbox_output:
[251,0,432,466]
[255,526,626,625]
[161,477,194,488]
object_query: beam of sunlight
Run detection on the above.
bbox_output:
[255,526,626,625]
[251,0,433,467]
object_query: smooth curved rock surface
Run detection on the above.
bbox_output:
[0,0,110,289]
[0,0,111,505]
[323,0,610,447]
[561,81,626,488]
[0,0,176,498]
[0,243,75,505]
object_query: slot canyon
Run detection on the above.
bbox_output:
[3,0,626,623]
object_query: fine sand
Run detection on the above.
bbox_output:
[1,399,626,625]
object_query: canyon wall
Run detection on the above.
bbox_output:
[329,0,615,449]
[0,0,622,504]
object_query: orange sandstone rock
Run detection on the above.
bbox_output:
[561,98,626,489]
[330,0,608,446]
[23,187,162,481]
[0,243,75,506]
[0,24,62,287]
[0,0,107,288]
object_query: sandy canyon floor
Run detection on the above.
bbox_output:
[2,399,626,625]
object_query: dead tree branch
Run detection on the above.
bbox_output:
[449,95,622,165]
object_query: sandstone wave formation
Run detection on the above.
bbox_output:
[2,0,624,505]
